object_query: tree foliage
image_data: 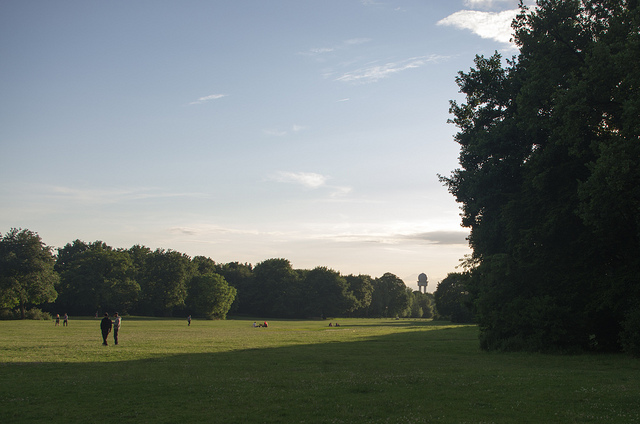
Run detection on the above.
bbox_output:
[368,273,412,318]
[3,229,439,321]
[56,241,139,315]
[186,273,236,319]
[434,273,473,323]
[0,229,58,318]
[442,0,640,352]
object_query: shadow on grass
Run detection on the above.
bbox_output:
[1,325,639,424]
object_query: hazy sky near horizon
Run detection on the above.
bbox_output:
[1,0,526,292]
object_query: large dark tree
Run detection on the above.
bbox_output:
[137,249,193,316]
[251,258,302,318]
[0,229,58,318]
[303,267,356,318]
[216,262,254,314]
[345,274,374,316]
[56,241,139,315]
[434,273,473,323]
[368,273,411,318]
[442,0,640,352]
[186,273,236,319]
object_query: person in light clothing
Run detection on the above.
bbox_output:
[113,313,121,345]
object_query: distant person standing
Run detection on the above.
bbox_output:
[100,313,112,346]
[113,313,121,345]
[55,314,60,326]
[187,315,191,326]
[63,313,68,326]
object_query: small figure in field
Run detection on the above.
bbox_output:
[100,313,112,346]
[335,323,340,327]
[263,321,268,328]
[253,322,257,328]
[187,315,192,326]
[55,314,60,326]
[113,312,121,345]
[63,313,68,327]
[328,322,332,327]
[95,311,98,319]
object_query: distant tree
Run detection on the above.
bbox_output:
[304,267,356,318]
[434,273,473,323]
[369,273,411,318]
[56,241,139,315]
[409,291,435,318]
[345,274,373,316]
[192,256,218,275]
[252,258,302,317]
[137,249,193,316]
[216,262,254,314]
[0,228,58,318]
[186,273,236,319]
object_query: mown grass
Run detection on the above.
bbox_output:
[1,317,639,423]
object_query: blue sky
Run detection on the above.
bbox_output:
[1,0,525,292]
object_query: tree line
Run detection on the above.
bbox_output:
[441,0,640,354]
[1,228,442,320]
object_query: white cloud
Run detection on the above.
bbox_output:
[437,9,519,44]
[189,93,227,105]
[335,54,447,84]
[271,171,328,189]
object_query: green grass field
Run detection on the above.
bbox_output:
[1,317,639,423]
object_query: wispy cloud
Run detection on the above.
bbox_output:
[46,185,206,204]
[189,93,228,105]
[270,171,328,189]
[437,9,519,44]
[268,171,353,198]
[302,38,372,57]
[335,54,448,84]
[325,230,469,246]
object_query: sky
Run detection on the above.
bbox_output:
[0,0,527,292]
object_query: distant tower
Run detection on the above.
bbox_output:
[417,273,428,293]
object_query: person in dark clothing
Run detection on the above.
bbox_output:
[100,313,112,346]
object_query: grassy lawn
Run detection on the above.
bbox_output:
[1,317,639,423]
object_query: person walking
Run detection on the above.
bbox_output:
[187,315,191,326]
[113,313,121,345]
[100,313,112,346]
[63,313,68,327]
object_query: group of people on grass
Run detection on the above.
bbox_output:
[253,321,268,328]
[54,313,69,326]
[328,322,340,327]
[100,312,121,346]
